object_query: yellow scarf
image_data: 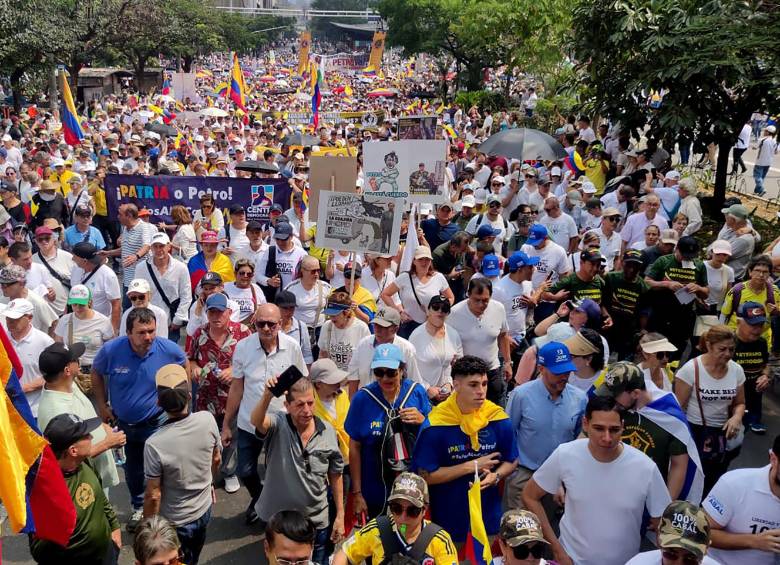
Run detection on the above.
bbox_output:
[427,392,507,450]
[314,391,350,460]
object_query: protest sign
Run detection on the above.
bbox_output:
[362,140,448,203]
[308,155,358,217]
[105,174,293,226]
[398,115,437,140]
[315,191,403,255]
[171,72,198,102]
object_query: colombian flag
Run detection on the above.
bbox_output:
[60,75,84,147]
[564,150,585,177]
[215,82,228,98]
[362,66,377,77]
[310,58,323,129]
[148,104,176,125]
[229,53,249,123]
[161,75,172,96]
[462,464,492,565]
[0,324,76,546]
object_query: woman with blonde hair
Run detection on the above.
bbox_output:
[674,325,746,493]
[637,332,677,392]
[169,205,197,261]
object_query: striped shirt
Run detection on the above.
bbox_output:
[120,221,157,286]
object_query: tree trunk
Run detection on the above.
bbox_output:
[10,68,24,114]
[712,139,731,211]
[134,53,149,93]
[182,55,194,73]
[464,62,482,91]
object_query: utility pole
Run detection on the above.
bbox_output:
[49,65,59,121]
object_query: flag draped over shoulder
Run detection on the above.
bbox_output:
[0,324,76,546]
[60,75,84,146]
[463,464,492,565]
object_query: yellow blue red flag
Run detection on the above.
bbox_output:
[463,463,492,565]
[60,75,84,146]
[229,53,249,123]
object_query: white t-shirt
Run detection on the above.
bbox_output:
[703,465,780,565]
[589,228,622,271]
[541,213,578,250]
[224,282,266,321]
[521,241,570,288]
[54,311,114,366]
[676,359,745,426]
[625,550,721,565]
[318,318,371,371]
[533,439,671,565]
[256,245,308,290]
[119,304,169,339]
[447,299,508,370]
[70,264,121,318]
[284,279,332,328]
[493,276,534,341]
[653,185,680,221]
[32,250,75,315]
[394,272,450,324]
[465,214,515,256]
[347,335,424,389]
[330,253,363,289]
[704,262,735,309]
[361,266,397,303]
[408,324,463,388]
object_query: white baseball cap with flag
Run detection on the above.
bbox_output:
[2,298,34,319]
[127,279,151,295]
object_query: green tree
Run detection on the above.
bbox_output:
[571,0,780,208]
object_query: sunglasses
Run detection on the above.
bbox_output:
[201,204,213,209]
[129,295,146,302]
[388,502,423,518]
[148,556,181,565]
[525,174,535,179]
[660,549,699,565]
[0,281,18,287]
[488,202,501,208]
[374,368,397,379]
[605,216,620,222]
[255,320,278,329]
[36,236,52,242]
[512,543,545,560]
[491,182,503,187]
[304,267,320,273]
[237,270,254,276]
[655,351,671,360]
[429,303,450,314]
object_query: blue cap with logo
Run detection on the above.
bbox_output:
[526,224,548,246]
[205,293,228,311]
[476,224,501,239]
[537,341,577,375]
[481,254,501,277]
[507,250,540,271]
[274,222,293,240]
[737,301,767,325]
[371,343,403,370]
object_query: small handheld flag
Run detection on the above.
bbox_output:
[463,462,492,565]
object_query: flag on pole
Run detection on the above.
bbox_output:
[60,74,84,146]
[398,204,419,273]
[310,57,324,129]
[463,462,492,565]
[161,73,172,96]
[229,53,249,123]
[0,324,76,545]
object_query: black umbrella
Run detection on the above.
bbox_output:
[478,128,567,161]
[143,121,178,138]
[281,132,319,146]
[234,160,279,174]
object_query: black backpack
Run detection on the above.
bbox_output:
[376,515,442,565]
[260,246,279,302]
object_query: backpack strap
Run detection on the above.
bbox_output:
[398,381,418,410]
[727,282,744,323]
[475,214,484,228]
[376,516,404,562]
[767,280,776,305]
[409,523,443,562]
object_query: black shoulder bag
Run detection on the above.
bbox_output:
[147,262,181,323]
[261,246,279,302]
[37,251,71,290]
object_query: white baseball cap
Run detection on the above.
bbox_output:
[68,285,91,306]
[2,298,34,319]
[461,195,476,208]
[551,166,562,177]
[127,279,151,295]
[664,170,681,181]
[581,181,597,194]
[474,188,488,204]
[151,232,170,245]
[710,239,733,256]
[1,134,12,142]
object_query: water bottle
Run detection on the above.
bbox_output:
[113,426,125,467]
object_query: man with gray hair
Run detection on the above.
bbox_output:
[717,204,757,280]
[677,178,703,236]
[100,203,157,301]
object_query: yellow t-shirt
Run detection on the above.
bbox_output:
[306,225,330,270]
[343,519,458,565]
[721,282,780,343]
[585,158,609,195]
[49,170,73,196]
[88,181,108,216]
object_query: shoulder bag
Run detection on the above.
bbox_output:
[693,358,726,463]
[147,262,181,324]
[37,251,71,290]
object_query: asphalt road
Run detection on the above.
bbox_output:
[684,141,780,199]
[2,387,778,564]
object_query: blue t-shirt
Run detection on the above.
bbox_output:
[344,379,431,511]
[412,417,518,542]
[92,337,186,424]
[421,218,460,250]
[64,225,106,250]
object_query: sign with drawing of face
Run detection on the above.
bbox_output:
[362,140,448,203]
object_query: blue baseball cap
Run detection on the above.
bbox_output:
[537,341,577,375]
[572,298,601,323]
[526,224,548,246]
[323,301,349,316]
[476,224,501,239]
[205,292,228,311]
[481,254,501,277]
[737,301,767,325]
[371,343,403,370]
[508,250,540,271]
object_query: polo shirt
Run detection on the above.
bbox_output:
[92,337,186,424]
[412,414,517,542]
[347,335,424,389]
[447,299,508,370]
[232,332,308,434]
[255,413,343,528]
[120,221,157,285]
[70,264,121,318]
[119,304,169,339]
[63,225,106,250]
[10,327,54,416]
[506,378,586,470]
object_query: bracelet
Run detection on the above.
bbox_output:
[351,490,361,495]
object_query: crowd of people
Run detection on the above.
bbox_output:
[0,44,779,565]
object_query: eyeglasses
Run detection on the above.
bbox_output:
[660,549,700,565]
[605,216,620,222]
[429,303,450,314]
[255,320,278,329]
[237,270,254,277]
[488,202,501,208]
[655,351,671,360]
[511,543,545,560]
[303,267,320,274]
[374,368,397,379]
[388,501,423,518]
[129,295,146,302]
[36,236,52,242]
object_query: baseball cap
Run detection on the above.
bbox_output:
[507,250,540,271]
[374,307,401,327]
[525,167,538,177]
[476,224,501,239]
[0,265,26,284]
[572,298,601,323]
[246,220,264,232]
[44,413,102,453]
[270,203,284,215]
[309,358,348,386]
[595,362,646,397]
[413,246,432,260]
[677,236,700,260]
[274,222,293,240]
[138,208,152,218]
[127,279,151,295]
[229,204,245,215]
[74,204,92,217]
[767,125,777,134]
[274,290,297,308]
[580,248,603,263]
[39,342,86,376]
[1,298,34,319]
[68,174,82,184]
[155,364,190,413]
[205,293,229,311]
[323,300,349,317]
[721,203,748,220]
[710,239,732,256]
[200,271,223,287]
[486,194,502,206]
[151,232,170,245]
[657,501,711,559]
[737,301,767,325]
[640,337,678,354]
[551,166,562,177]
[388,472,429,508]
[566,190,582,203]
[200,230,219,244]
[526,224,548,246]
[461,195,476,208]
[481,254,501,277]
[371,343,403,370]
[499,510,549,547]
[34,226,54,238]
[601,207,620,218]
[664,170,681,181]
[563,332,599,356]
[660,229,679,245]
[581,181,597,194]
[537,341,576,375]
[623,249,644,264]
[491,176,506,185]
[72,242,100,263]
[343,261,362,279]
[474,188,487,205]
[68,284,91,306]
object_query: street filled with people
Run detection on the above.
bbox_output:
[0,37,779,565]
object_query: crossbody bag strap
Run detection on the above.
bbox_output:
[67,313,74,346]
[376,515,404,561]
[37,251,71,289]
[693,357,707,427]
[313,281,324,328]
[409,523,443,561]
[407,272,423,308]
[146,262,174,313]
[81,264,101,285]
[398,381,417,409]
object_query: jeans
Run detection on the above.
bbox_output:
[122,287,131,311]
[754,165,770,194]
[237,428,264,506]
[312,527,331,565]
[168,326,182,345]
[117,411,166,509]
[176,506,212,565]
[743,376,764,426]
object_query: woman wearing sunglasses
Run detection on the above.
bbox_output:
[224,259,266,326]
[192,193,223,239]
[494,509,550,565]
[638,333,678,392]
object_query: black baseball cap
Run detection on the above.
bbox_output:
[44,413,102,452]
[677,236,700,259]
[343,261,362,279]
[200,271,223,286]
[72,242,99,260]
[428,294,451,312]
[229,204,245,215]
[39,342,86,377]
[275,290,297,308]
[246,220,264,232]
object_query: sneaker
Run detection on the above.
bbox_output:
[245,502,259,525]
[224,474,241,494]
[126,508,144,532]
[749,422,767,434]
